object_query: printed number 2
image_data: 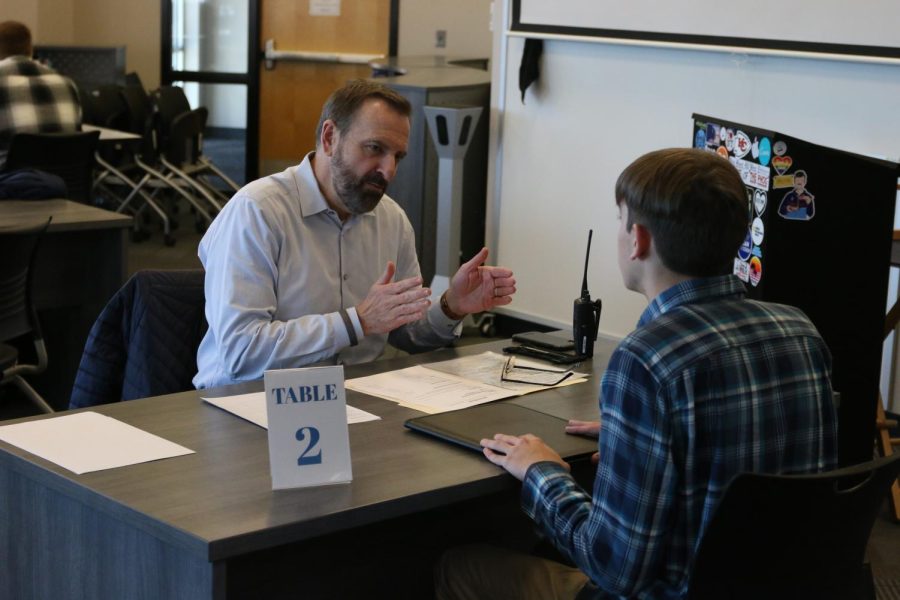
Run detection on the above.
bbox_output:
[296,426,322,466]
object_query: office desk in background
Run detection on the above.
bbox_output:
[0,337,617,599]
[82,123,142,142]
[0,199,132,408]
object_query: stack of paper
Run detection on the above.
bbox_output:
[345,351,589,414]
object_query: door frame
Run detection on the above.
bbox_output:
[160,0,400,184]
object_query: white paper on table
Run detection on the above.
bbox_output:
[0,411,194,475]
[345,365,516,414]
[423,351,590,395]
[202,391,380,428]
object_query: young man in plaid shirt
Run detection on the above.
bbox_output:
[0,20,80,167]
[436,148,837,599]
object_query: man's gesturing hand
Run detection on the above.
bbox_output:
[357,261,431,335]
[443,247,516,318]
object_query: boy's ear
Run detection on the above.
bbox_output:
[631,223,652,260]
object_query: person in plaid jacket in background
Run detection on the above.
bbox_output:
[0,20,80,167]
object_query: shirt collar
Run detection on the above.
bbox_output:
[637,274,746,327]
[292,151,378,222]
[0,56,39,73]
[293,152,331,218]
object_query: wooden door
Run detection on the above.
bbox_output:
[259,0,393,175]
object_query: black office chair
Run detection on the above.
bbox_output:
[83,85,130,130]
[4,131,100,203]
[0,219,54,414]
[687,453,900,600]
[69,269,208,408]
[154,85,193,142]
[110,85,215,244]
[153,85,239,208]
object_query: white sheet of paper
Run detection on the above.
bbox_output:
[345,365,516,414]
[202,392,380,428]
[423,351,590,395]
[0,411,194,475]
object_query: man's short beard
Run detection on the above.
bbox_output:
[331,142,387,215]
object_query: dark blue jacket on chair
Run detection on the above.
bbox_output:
[69,269,207,408]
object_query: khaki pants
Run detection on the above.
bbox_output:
[435,543,590,600]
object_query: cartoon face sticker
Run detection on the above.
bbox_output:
[777,170,815,221]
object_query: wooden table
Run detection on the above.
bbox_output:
[0,199,132,408]
[0,337,617,599]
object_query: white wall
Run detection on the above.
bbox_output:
[488,5,900,343]
[398,0,492,58]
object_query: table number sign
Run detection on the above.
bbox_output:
[264,366,352,489]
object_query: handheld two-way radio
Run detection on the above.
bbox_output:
[573,230,603,357]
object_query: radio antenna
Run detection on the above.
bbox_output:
[581,229,593,299]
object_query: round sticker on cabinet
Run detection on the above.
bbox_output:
[749,256,762,287]
[751,217,765,246]
[758,137,772,166]
[737,230,752,261]
[773,140,787,156]
[753,190,767,215]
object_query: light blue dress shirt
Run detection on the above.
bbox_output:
[193,153,460,389]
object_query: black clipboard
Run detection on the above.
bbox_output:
[404,403,598,460]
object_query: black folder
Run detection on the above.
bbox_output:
[404,402,598,459]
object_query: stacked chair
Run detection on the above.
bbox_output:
[86,81,237,246]
[87,85,176,243]
[154,86,239,212]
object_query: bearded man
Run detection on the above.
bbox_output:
[194,79,515,388]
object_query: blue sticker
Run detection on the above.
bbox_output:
[758,137,771,166]
[695,128,707,149]
[751,245,763,258]
[737,230,752,261]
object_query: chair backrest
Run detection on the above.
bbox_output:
[0,219,50,344]
[84,85,129,130]
[119,85,162,161]
[120,85,155,135]
[69,269,208,408]
[163,107,208,165]
[688,453,900,600]
[124,71,144,89]
[5,131,100,203]
[153,85,193,134]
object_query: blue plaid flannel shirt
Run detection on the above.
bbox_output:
[522,275,837,599]
[0,56,81,165]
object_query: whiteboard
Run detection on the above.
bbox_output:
[487,14,900,337]
[513,0,900,61]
